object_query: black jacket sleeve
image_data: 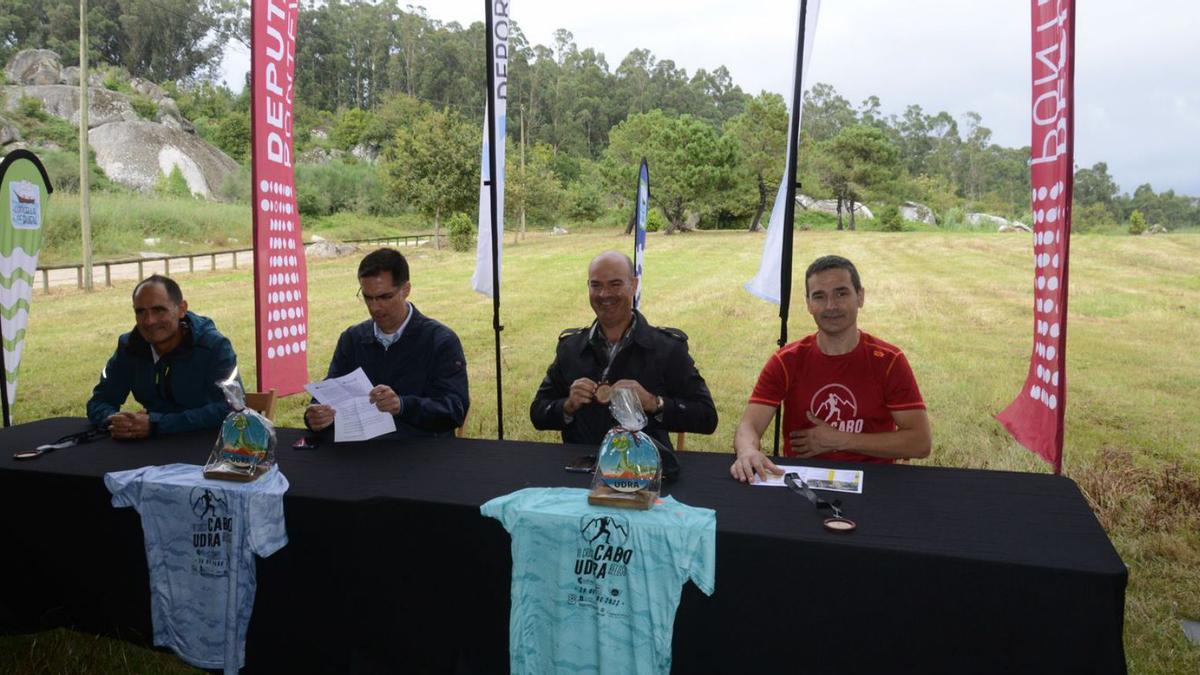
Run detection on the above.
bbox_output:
[658,338,718,435]
[397,332,469,433]
[529,344,570,431]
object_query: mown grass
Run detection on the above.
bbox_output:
[6,228,1199,673]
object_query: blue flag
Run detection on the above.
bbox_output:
[634,159,649,309]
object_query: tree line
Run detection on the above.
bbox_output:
[4,0,1197,232]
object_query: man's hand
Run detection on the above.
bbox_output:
[108,411,151,440]
[305,404,336,431]
[730,450,784,484]
[368,385,402,415]
[564,378,598,415]
[788,411,846,458]
[610,379,657,413]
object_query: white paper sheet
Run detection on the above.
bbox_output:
[304,368,397,442]
[749,465,864,494]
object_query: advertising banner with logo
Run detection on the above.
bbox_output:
[250,0,308,396]
[470,0,511,299]
[633,159,649,309]
[0,150,52,425]
[997,0,1076,472]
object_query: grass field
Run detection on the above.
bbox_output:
[6,228,1199,673]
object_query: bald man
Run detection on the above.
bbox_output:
[530,251,717,450]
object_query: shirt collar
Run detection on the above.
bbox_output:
[374,302,414,348]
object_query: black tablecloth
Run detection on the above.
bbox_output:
[1,418,1126,674]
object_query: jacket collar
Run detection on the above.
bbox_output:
[580,309,655,354]
[357,304,424,344]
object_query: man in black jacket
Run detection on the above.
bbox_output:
[530,251,717,450]
[305,248,468,438]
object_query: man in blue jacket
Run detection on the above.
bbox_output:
[305,248,469,438]
[87,275,238,439]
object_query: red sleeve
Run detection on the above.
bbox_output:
[884,351,925,411]
[749,353,787,407]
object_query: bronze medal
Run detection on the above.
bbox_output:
[823,516,857,533]
[594,383,613,404]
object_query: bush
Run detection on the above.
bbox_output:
[877,204,903,232]
[644,208,667,233]
[213,112,251,162]
[17,96,45,120]
[447,212,474,252]
[1073,202,1116,233]
[36,148,114,193]
[295,161,383,215]
[129,94,158,121]
[1128,210,1146,235]
[154,166,193,198]
[567,181,605,221]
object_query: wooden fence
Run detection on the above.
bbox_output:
[33,234,433,292]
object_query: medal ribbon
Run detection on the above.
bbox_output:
[783,472,846,519]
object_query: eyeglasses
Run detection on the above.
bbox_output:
[357,288,402,304]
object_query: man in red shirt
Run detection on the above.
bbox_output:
[730,255,932,483]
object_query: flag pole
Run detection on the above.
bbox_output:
[772,0,809,456]
[483,0,505,439]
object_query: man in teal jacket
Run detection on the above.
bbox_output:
[87,275,238,439]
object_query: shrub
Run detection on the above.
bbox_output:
[295,160,383,215]
[129,94,158,121]
[155,166,193,198]
[1073,202,1116,233]
[213,112,251,162]
[1128,210,1146,235]
[17,95,45,120]
[297,189,331,217]
[644,208,667,233]
[447,212,474,252]
[877,204,903,232]
[567,181,605,221]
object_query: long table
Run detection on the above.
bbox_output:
[1,418,1127,674]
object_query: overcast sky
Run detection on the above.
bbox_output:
[222,0,1200,196]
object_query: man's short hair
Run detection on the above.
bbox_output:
[132,274,183,305]
[590,251,636,279]
[805,255,862,294]
[358,248,410,285]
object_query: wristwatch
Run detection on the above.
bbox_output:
[653,395,665,421]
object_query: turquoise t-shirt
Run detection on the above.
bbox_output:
[105,463,288,674]
[482,487,716,675]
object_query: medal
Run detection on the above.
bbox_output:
[784,472,857,534]
[594,383,612,404]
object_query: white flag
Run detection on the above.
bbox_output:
[744,0,821,304]
[471,2,511,298]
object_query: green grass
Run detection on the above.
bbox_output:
[7,228,1199,673]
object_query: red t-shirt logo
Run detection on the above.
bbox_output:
[811,384,858,423]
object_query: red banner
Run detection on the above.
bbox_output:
[997,0,1075,473]
[250,0,308,396]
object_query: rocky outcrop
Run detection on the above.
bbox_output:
[796,194,874,219]
[4,49,62,85]
[0,117,20,145]
[899,201,936,225]
[89,121,238,198]
[58,66,106,88]
[3,84,142,128]
[2,49,233,198]
[306,241,360,258]
[351,143,379,163]
[969,212,1029,231]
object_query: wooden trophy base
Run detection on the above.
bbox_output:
[588,485,656,510]
[204,466,267,482]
